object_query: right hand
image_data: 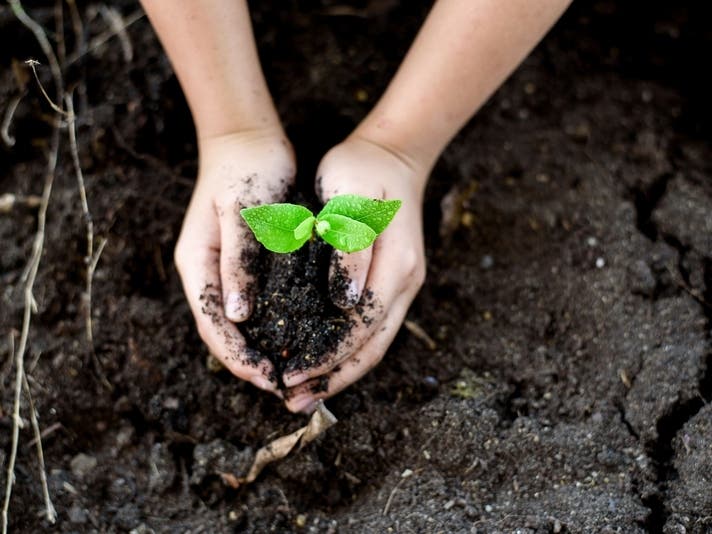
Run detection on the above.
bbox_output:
[174,129,295,395]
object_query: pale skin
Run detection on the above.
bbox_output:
[141,0,572,412]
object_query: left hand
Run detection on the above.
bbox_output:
[282,135,428,412]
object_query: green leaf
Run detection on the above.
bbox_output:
[293,216,316,241]
[316,213,377,253]
[240,204,314,253]
[318,194,402,235]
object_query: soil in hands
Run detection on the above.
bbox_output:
[242,233,362,388]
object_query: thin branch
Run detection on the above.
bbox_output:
[66,8,144,66]
[65,93,92,258]
[8,0,64,108]
[65,0,85,55]
[1,122,59,534]
[2,324,24,534]
[25,60,67,116]
[25,422,63,449]
[65,0,88,114]
[65,93,111,392]
[0,193,42,213]
[54,0,65,66]
[22,374,57,524]
[3,4,62,530]
[666,266,712,310]
[1,92,24,147]
[98,4,133,62]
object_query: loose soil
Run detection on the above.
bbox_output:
[1,1,711,532]
[242,237,358,382]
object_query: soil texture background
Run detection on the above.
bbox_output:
[1,1,711,532]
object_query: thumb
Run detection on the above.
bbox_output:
[329,247,372,309]
[220,211,257,322]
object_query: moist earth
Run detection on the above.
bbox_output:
[242,237,359,383]
[1,1,711,533]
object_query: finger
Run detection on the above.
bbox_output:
[283,294,411,412]
[219,208,257,322]
[175,225,279,395]
[329,247,372,309]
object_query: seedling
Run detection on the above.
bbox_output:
[240,194,401,253]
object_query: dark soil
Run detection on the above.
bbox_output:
[2,1,712,533]
[242,238,357,382]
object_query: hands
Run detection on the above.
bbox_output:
[282,135,428,413]
[176,128,426,412]
[174,129,295,395]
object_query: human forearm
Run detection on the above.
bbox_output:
[355,0,572,174]
[140,1,280,140]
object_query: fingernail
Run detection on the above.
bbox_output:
[290,395,316,414]
[345,278,361,307]
[225,292,249,321]
[283,373,308,388]
[250,375,276,392]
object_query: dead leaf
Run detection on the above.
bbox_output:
[222,401,337,488]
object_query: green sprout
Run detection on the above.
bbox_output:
[240,194,402,253]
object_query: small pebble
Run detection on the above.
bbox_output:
[149,443,176,494]
[206,354,223,373]
[595,257,606,269]
[129,524,155,534]
[586,236,598,247]
[480,255,494,270]
[68,504,87,524]
[70,453,97,478]
[423,376,439,390]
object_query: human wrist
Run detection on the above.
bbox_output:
[352,114,443,177]
[193,100,283,143]
[197,122,289,152]
[196,126,295,186]
[349,119,436,194]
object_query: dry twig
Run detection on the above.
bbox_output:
[8,1,64,95]
[25,422,63,449]
[98,5,133,62]
[54,0,65,65]
[22,374,57,524]
[1,93,24,147]
[65,93,111,390]
[66,8,144,66]
[0,193,42,213]
[666,265,712,310]
[404,320,437,350]
[65,0,88,114]
[3,2,63,530]
[221,402,338,488]
[1,124,60,534]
